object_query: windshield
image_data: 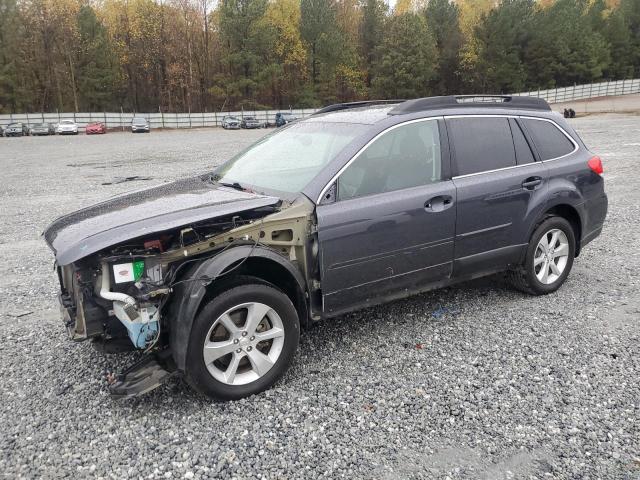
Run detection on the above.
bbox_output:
[132,118,146,123]
[33,123,46,127]
[213,121,366,194]
[9,123,21,127]
[60,120,74,124]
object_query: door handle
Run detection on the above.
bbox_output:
[425,195,453,212]
[522,176,543,190]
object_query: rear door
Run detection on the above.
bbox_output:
[316,118,457,315]
[446,115,549,276]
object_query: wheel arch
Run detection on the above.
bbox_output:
[528,202,583,257]
[167,245,309,371]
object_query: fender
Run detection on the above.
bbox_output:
[167,245,308,371]
[521,177,587,260]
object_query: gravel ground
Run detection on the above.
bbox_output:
[0,119,638,479]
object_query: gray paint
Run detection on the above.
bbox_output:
[43,175,280,265]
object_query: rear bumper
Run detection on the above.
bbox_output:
[581,193,608,249]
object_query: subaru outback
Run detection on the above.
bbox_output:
[44,96,607,400]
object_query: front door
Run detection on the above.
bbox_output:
[316,118,456,315]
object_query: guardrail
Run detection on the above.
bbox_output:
[514,79,640,104]
[2,79,639,129]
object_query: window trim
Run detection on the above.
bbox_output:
[316,116,443,204]
[446,114,579,180]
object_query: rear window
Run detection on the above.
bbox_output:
[448,117,516,176]
[521,118,575,160]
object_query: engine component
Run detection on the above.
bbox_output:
[113,303,159,348]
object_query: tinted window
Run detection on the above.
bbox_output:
[338,120,441,201]
[510,119,535,165]
[448,117,516,176]
[521,118,575,160]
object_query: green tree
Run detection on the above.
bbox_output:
[0,0,23,112]
[474,0,534,93]
[76,5,118,110]
[217,0,276,107]
[425,0,464,94]
[371,13,438,98]
[525,0,610,88]
[360,0,387,88]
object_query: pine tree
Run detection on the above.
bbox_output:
[371,13,438,98]
[425,0,464,94]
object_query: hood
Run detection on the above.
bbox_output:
[44,176,281,265]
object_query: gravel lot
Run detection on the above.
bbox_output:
[0,118,638,479]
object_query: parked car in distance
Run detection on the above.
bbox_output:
[221,116,241,129]
[86,122,107,135]
[5,122,30,137]
[0,125,4,137]
[44,95,607,401]
[275,112,298,127]
[131,117,150,133]
[57,120,79,135]
[241,116,264,129]
[30,123,56,136]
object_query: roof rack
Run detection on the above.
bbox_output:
[388,95,551,115]
[313,100,404,115]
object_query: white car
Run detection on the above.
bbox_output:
[56,120,79,135]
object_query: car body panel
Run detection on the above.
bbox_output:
[451,160,550,274]
[43,176,281,265]
[317,181,457,314]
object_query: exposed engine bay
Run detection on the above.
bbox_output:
[50,188,318,397]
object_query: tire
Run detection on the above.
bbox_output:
[185,282,300,400]
[508,216,576,295]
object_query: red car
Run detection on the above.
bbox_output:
[85,122,107,135]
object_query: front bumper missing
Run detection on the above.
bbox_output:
[108,351,176,398]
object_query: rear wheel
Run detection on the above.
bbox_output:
[509,216,576,295]
[185,282,300,400]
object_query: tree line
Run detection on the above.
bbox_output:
[0,0,638,113]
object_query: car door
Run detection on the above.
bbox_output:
[446,115,549,276]
[315,118,457,315]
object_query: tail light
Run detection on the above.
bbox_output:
[587,156,603,175]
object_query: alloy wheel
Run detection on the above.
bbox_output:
[202,302,285,386]
[534,228,570,285]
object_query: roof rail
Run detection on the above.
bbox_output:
[388,95,551,115]
[313,100,404,115]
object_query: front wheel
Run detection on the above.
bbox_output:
[185,282,300,400]
[509,216,576,295]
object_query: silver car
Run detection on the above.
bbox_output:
[131,117,150,133]
[57,120,79,135]
[221,116,241,129]
[30,123,56,136]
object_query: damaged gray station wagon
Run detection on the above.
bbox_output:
[44,96,608,400]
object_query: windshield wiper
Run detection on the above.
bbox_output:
[219,181,246,191]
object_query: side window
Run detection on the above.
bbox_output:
[337,120,441,201]
[521,118,575,160]
[448,117,516,176]
[509,119,535,165]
